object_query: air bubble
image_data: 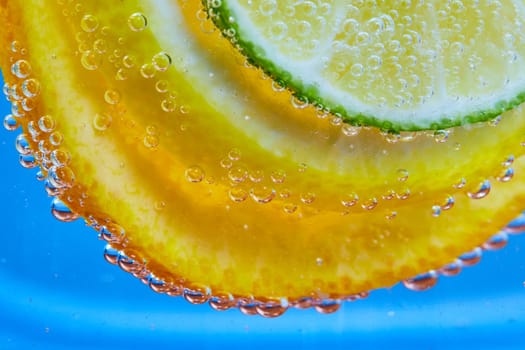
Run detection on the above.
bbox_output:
[3,114,19,131]
[341,193,359,207]
[143,134,159,148]
[228,148,241,161]
[361,197,378,210]
[128,13,148,32]
[155,80,169,93]
[403,271,438,291]
[482,232,508,251]
[249,186,276,204]
[256,300,288,318]
[291,96,308,109]
[122,55,137,68]
[453,177,466,189]
[11,60,32,79]
[104,89,121,105]
[314,300,341,314]
[152,52,172,71]
[51,197,79,222]
[458,247,482,266]
[341,124,359,136]
[93,113,112,131]
[228,166,248,183]
[270,170,286,184]
[228,187,248,202]
[300,192,316,204]
[497,168,514,182]
[505,213,525,234]
[431,205,441,217]
[80,51,102,70]
[283,203,298,214]
[80,14,99,32]
[93,39,107,54]
[185,166,205,183]
[161,98,176,112]
[397,169,409,182]
[433,130,449,143]
[15,133,32,155]
[21,78,40,98]
[467,180,491,199]
[18,154,38,169]
[438,260,462,276]
[140,63,156,79]
[248,169,264,183]
[441,196,455,210]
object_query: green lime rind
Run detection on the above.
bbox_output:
[204,1,525,132]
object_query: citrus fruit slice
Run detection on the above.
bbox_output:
[1,1,525,318]
[207,0,525,131]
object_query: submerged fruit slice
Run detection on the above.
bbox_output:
[2,1,525,317]
[208,0,525,131]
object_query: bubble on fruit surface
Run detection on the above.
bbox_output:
[467,180,491,199]
[93,113,112,131]
[152,52,172,71]
[80,14,99,32]
[185,166,205,183]
[128,13,148,32]
[11,60,32,79]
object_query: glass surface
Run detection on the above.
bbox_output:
[2,71,525,349]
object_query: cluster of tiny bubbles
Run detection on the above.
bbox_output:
[467,179,491,199]
[50,197,80,222]
[402,270,438,291]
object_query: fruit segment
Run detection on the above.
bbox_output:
[209,0,525,130]
[1,1,525,308]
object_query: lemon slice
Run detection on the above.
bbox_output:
[207,0,525,131]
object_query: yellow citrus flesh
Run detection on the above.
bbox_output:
[1,1,525,303]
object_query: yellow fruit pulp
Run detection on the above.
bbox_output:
[1,0,525,307]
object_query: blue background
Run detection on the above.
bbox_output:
[1,72,525,349]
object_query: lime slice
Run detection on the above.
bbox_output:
[207,0,525,131]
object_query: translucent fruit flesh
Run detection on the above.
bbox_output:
[208,0,525,131]
[1,1,525,305]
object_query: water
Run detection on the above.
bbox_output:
[1,79,525,349]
